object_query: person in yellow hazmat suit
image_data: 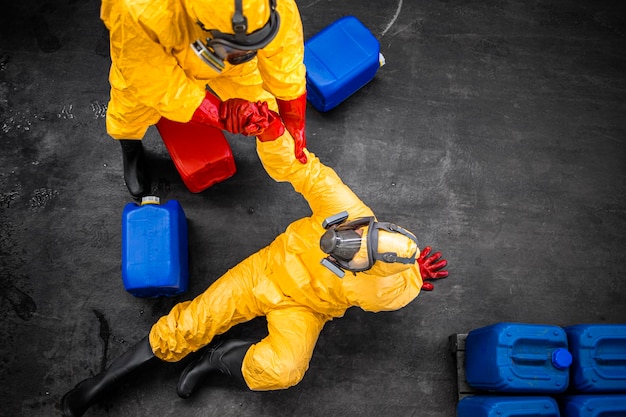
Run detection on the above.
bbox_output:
[61,128,448,417]
[101,0,309,198]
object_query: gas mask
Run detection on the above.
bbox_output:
[319,211,419,278]
[191,0,280,73]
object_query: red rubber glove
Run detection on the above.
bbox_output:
[191,91,271,136]
[417,246,448,291]
[277,93,307,164]
[256,109,285,142]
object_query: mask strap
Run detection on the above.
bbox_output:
[371,222,419,264]
[232,0,248,42]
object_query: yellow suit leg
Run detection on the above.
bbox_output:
[106,86,162,140]
[149,248,269,362]
[242,305,328,390]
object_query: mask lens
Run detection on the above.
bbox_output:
[322,229,362,262]
[210,42,257,65]
[320,219,373,272]
[225,50,257,64]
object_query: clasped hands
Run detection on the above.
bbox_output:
[219,98,281,138]
[192,91,306,162]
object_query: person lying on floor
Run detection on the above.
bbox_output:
[61,122,448,417]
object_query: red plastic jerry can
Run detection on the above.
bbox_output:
[156,118,236,193]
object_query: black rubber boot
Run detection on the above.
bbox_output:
[177,339,253,399]
[61,337,156,417]
[119,139,149,199]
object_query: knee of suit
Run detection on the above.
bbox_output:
[242,347,309,390]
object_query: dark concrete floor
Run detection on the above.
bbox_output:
[1,1,626,416]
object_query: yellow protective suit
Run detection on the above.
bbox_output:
[100,0,306,139]
[148,132,424,390]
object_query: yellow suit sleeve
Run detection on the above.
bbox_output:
[257,132,374,222]
[257,0,307,100]
[103,0,205,122]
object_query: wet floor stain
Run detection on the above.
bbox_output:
[90,100,107,119]
[1,111,34,134]
[0,282,37,320]
[58,104,75,120]
[0,187,21,209]
[0,54,9,72]
[29,188,58,210]
[92,309,110,372]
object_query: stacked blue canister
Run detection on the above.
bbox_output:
[457,395,560,417]
[457,322,626,417]
[560,324,626,417]
[564,324,626,393]
[464,322,572,393]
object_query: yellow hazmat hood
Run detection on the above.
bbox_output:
[183,0,272,35]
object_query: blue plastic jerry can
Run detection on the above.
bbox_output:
[457,395,561,417]
[564,324,626,392]
[559,394,626,417]
[121,196,189,297]
[465,322,572,393]
[304,16,385,112]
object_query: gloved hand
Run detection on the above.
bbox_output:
[256,109,285,142]
[277,93,307,164]
[192,91,271,136]
[417,246,448,291]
